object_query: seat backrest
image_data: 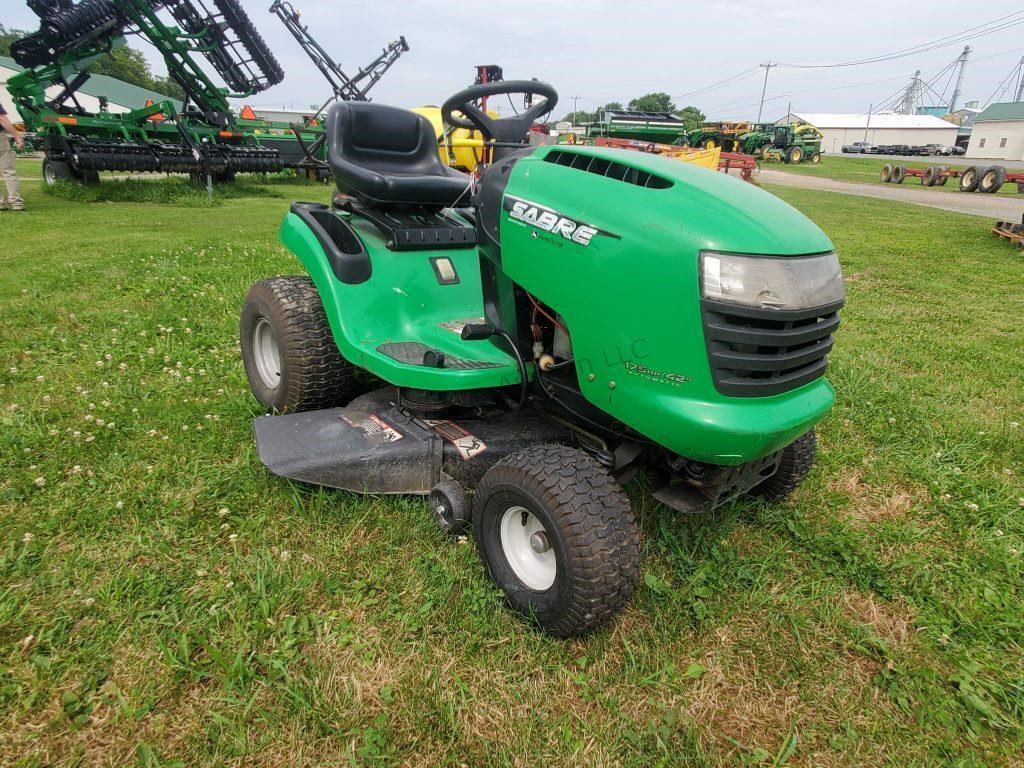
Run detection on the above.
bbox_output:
[326,101,470,207]
[328,101,448,178]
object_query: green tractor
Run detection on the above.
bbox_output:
[741,123,823,164]
[241,80,845,637]
[681,121,752,151]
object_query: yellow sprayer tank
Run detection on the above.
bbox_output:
[412,106,495,172]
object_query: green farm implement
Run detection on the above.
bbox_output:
[9,0,287,183]
[738,123,823,164]
[588,108,690,144]
[240,78,846,636]
[264,0,410,179]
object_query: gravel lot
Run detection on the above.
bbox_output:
[762,169,1024,220]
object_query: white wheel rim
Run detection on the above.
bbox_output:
[252,317,282,390]
[500,505,556,591]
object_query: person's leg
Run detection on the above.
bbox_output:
[0,134,24,210]
[0,134,9,209]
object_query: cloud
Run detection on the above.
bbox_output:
[5,0,1022,119]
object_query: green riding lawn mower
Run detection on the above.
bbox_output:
[240,79,846,637]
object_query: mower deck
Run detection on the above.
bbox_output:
[254,387,570,494]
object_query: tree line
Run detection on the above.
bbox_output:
[560,92,705,129]
[0,25,185,101]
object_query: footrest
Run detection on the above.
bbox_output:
[377,341,502,370]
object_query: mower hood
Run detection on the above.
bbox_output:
[496,145,841,464]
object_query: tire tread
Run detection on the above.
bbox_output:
[241,275,356,412]
[754,431,816,500]
[475,444,640,637]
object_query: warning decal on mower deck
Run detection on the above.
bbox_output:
[341,413,403,444]
[423,419,487,460]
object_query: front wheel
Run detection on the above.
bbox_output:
[42,157,70,186]
[785,146,803,164]
[752,431,816,500]
[240,276,358,413]
[42,156,98,185]
[474,444,640,637]
[809,151,821,164]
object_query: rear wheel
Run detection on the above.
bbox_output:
[785,146,803,164]
[474,444,640,637]
[891,164,906,184]
[959,166,983,192]
[922,166,938,186]
[879,163,893,183]
[752,431,817,500]
[240,276,358,413]
[978,165,1006,194]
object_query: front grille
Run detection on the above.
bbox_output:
[701,299,843,397]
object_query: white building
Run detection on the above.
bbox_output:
[1,55,181,124]
[248,107,320,124]
[776,112,960,153]
[965,102,1024,161]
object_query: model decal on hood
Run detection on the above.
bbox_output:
[503,195,617,246]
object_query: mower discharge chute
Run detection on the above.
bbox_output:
[9,0,286,183]
[239,79,845,637]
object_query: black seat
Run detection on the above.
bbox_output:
[327,101,470,208]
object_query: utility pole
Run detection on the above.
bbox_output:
[863,104,872,143]
[1015,56,1024,103]
[786,101,791,125]
[949,46,970,113]
[572,95,579,121]
[756,62,775,123]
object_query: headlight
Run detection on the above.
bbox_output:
[700,251,845,310]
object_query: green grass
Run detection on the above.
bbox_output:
[771,155,1024,196]
[42,177,290,207]
[17,159,312,206]
[1,168,1023,767]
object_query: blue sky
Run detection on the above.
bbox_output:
[4,1,1023,119]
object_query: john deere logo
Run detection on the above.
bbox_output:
[504,196,614,246]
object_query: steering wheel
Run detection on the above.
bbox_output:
[441,80,558,146]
